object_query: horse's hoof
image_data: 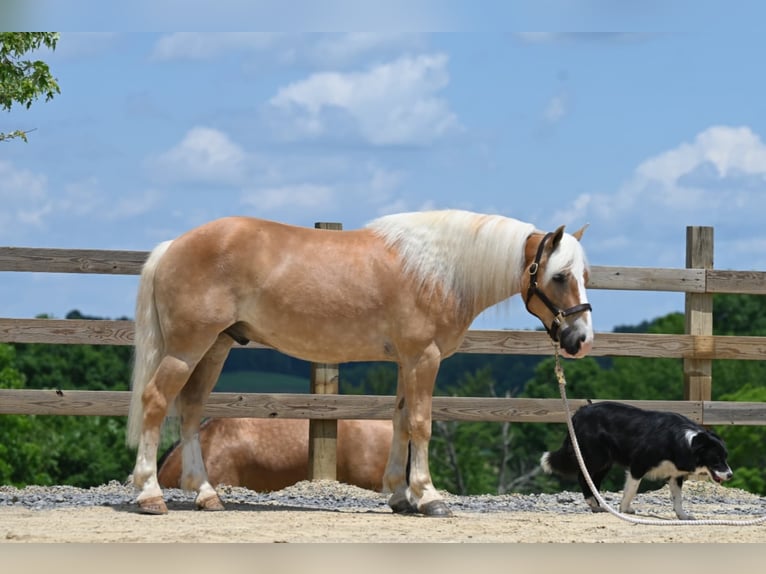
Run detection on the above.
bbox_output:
[196,494,225,511]
[420,500,453,517]
[389,498,419,515]
[138,496,168,515]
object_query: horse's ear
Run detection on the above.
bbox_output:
[572,223,589,242]
[550,225,566,251]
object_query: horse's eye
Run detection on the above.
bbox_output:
[552,273,567,284]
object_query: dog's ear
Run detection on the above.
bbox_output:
[690,432,710,454]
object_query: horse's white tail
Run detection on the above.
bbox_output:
[126,240,173,448]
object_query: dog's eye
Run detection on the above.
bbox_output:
[552,273,567,284]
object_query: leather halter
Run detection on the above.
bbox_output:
[525,232,592,342]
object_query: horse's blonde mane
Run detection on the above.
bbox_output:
[367,210,539,311]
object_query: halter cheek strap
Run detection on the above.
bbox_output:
[525,232,592,342]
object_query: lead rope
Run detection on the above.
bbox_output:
[553,344,766,526]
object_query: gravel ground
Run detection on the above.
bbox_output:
[2,479,765,543]
[1,478,764,516]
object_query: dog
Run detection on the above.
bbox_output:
[540,401,733,520]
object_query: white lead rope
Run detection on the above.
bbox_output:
[553,346,766,526]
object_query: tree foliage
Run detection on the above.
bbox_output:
[1,295,766,494]
[0,311,134,487]
[0,32,60,142]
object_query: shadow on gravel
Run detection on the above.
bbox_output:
[109,502,391,515]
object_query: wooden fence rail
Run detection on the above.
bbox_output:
[3,318,766,360]
[2,388,766,426]
[1,226,766,445]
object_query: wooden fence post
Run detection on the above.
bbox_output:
[684,226,713,401]
[308,221,342,481]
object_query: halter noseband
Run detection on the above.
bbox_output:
[525,232,592,342]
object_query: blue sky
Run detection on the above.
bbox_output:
[3,31,766,332]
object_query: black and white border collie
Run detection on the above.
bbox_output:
[540,401,733,520]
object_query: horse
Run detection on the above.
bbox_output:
[126,209,594,516]
[157,418,393,492]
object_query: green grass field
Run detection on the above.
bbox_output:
[213,370,309,394]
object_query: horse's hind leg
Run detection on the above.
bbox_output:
[175,333,233,511]
[133,353,205,514]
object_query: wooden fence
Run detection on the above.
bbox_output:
[1,225,766,478]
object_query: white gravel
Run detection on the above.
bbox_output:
[1,479,763,518]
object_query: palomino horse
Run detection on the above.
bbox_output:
[157,418,393,492]
[127,209,594,516]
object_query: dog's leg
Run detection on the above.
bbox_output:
[580,468,609,513]
[619,471,641,514]
[669,477,693,520]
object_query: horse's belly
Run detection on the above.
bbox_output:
[245,317,396,364]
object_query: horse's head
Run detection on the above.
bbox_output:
[522,225,594,358]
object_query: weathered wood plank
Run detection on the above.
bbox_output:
[458,331,695,358]
[3,318,766,361]
[706,269,766,295]
[0,390,713,423]
[0,247,146,274]
[3,248,765,298]
[0,249,712,293]
[0,318,136,345]
[587,265,705,292]
[0,389,130,416]
[684,226,713,401]
[703,401,766,425]
[307,220,342,481]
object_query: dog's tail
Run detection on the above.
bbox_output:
[540,437,580,478]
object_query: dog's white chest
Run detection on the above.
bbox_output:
[644,461,685,480]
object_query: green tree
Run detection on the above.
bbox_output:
[1,311,136,487]
[715,385,766,495]
[0,32,60,142]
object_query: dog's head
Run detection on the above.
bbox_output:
[691,430,733,483]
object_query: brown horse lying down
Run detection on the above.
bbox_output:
[157,418,393,492]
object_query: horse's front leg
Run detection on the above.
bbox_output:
[382,368,413,512]
[389,345,452,517]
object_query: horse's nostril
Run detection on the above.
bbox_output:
[579,333,586,342]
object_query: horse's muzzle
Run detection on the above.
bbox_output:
[559,326,592,358]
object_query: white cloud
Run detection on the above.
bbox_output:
[515,33,655,45]
[151,33,277,61]
[108,189,162,219]
[309,33,426,67]
[150,127,248,185]
[551,125,766,265]
[0,160,48,201]
[544,93,567,123]
[0,160,50,231]
[241,183,334,211]
[268,54,460,146]
[636,126,766,184]
[53,33,121,60]
[151,33,424,68]
[0,163,144,234]
[555,125,766,224]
